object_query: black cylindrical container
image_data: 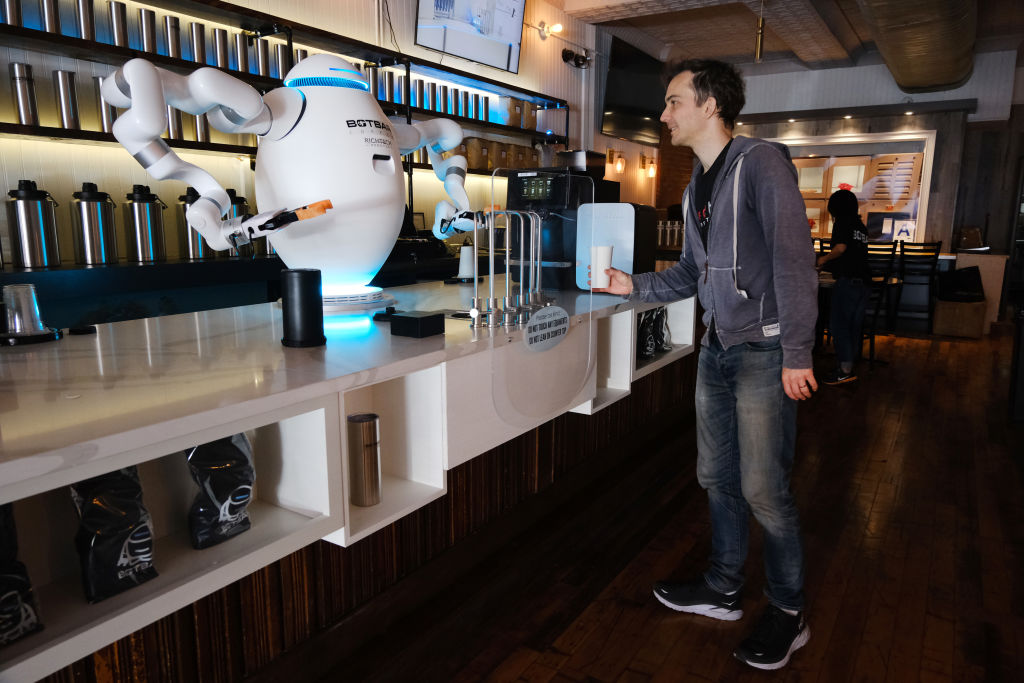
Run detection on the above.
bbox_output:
[280,268,325,347]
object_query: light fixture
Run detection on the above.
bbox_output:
[754,0,766,63]
[538,21,563,39]
[905,111,914,115]
[607,148,624,173]
[787,118,795,123]
[641,154,657,178]
[843,115,852,119]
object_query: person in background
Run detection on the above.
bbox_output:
[817,189,871,385]
[593,59,817,670]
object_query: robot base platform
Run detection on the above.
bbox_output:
[321,288,396,313]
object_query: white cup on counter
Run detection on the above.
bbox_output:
[590,245,613,289]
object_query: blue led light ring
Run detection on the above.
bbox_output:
[284,76,369,91]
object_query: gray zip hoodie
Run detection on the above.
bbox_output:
[631,135,818,369]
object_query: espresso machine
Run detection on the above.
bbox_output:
[506,155,655,290]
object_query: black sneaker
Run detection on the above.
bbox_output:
[733,604,810,670]
[823,369,857,385]
[652,578,742,621]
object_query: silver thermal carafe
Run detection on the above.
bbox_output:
[71,182,118,264]
[225,188,257,257]
[347,413,382,507]
[6,180,61,268]
[123,184,166,262]
[177,186,212,260]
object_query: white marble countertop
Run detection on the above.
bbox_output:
[0,277,632,495]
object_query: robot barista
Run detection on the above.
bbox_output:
[102,53,474,295]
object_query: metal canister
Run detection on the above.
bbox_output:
[255,38,270,76]
[440,85,450,114]
[108,1,127,47]
[396,74,406,104]
[94,76,117,132]
[450,87,459,115]
[461,91,471,119]
[164,16,181,58]
[75,0,94,40]
[366,66,379,100]
[225,188,259,257]
[53,70,80,129]
[384,70,395,102]
[471,93,480,120]
[413,79,424,109]
[124,184,166,262]
[425,82,436,111]
[139,8,157,52]
[347,413,381,507]
[213,28,229,67]
[71,182,118,264]
[294,48,307,63]
[233,32,249,72]
[40,0,58,33]
[274,42,291,78]
[9,63,38,126]
[178,186,212,260]
[6,180,60,268]
[3,0,21,26]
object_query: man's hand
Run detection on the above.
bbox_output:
[589,266,634,295]
[782,367,817,401]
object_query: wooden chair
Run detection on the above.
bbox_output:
[862,241,897,364]
[894,241,943,331]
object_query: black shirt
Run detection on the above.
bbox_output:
[827,215,870,280]
[692,139,732,249]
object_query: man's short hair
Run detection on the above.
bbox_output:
[663,59,746,129]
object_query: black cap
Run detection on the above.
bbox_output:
[8,179,47,200]
[226,188,247,206]
[126,184,160,202]
[73,182,110,202]
[178,186,201,204]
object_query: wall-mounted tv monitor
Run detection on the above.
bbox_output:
[415,0,526,73]
[600,38,665,145]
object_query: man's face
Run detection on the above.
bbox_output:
[660,71,712,147]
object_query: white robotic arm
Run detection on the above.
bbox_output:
[391,118,475,240]
[102,58,307,250]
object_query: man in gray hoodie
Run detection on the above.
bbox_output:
[596,59,818,670]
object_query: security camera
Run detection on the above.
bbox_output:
[561,48,591,69]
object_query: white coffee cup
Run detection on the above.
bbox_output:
[590,245,613,289]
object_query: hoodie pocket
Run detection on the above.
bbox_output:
[708,266,763,333]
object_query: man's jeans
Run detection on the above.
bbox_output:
[829,277,869,367]
[695,335,805,612]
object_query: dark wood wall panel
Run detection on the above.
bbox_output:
[43,354,698,683]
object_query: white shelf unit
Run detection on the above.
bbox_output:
[572,298,696,415]
[323,366,447,547]
[0,395,343,683]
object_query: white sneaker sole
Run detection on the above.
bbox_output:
[735,625,811,670]
[652,589,743,621]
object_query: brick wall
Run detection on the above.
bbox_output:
[655,125,694,212]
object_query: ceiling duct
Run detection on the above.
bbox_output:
[856,0,977,92]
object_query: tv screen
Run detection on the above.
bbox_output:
[601,38,665,145]
[415,0,526,73]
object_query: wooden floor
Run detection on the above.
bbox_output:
[320,328,1024,683]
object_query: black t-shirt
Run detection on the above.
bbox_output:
[827,215,870,280]
[692,139,732,249]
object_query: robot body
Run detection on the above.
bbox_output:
[102,53,473,296]
[256,56,406,295]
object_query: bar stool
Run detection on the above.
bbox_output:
[862,241,897,364]
[894,240,943,331]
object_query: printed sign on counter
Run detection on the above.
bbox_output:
[524,306,569,352]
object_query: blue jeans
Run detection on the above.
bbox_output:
[695,335,805,611]
[829,277,869,367]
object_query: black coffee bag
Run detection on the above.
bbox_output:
[0,503,42,647]
[186,433,255,550]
